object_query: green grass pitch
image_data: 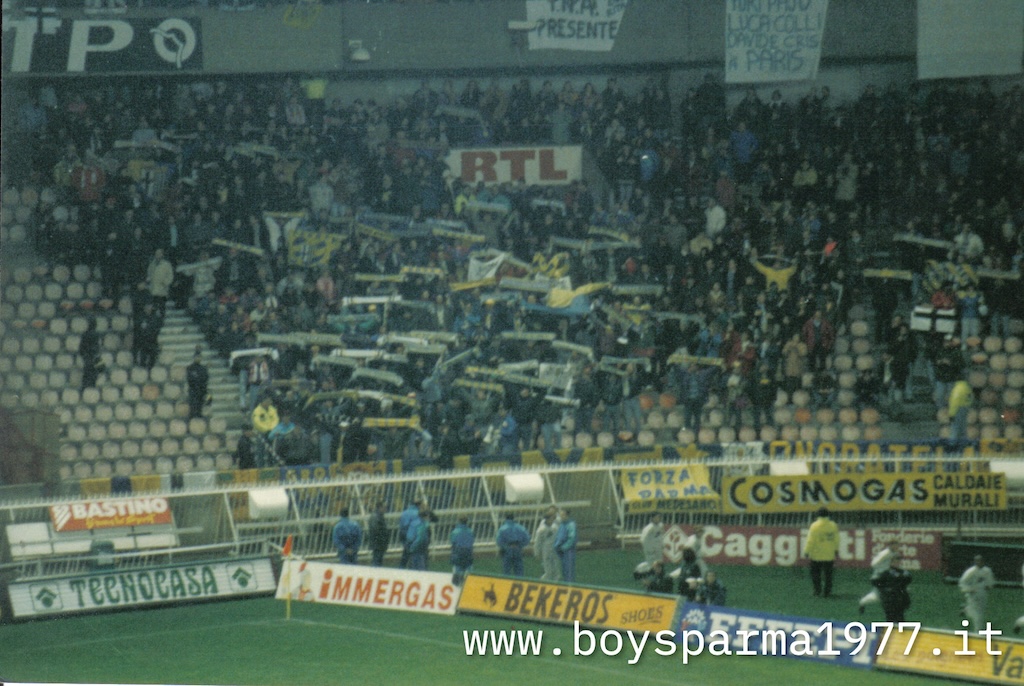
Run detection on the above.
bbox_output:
[1,548,1020,685]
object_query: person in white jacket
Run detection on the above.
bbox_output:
[958,555,996,632]
[640,514,665,566]
[704,197,727,239]
[146,248,174,315]
[533,507,561,582]
[858,544,895,614]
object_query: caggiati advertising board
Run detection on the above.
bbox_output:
[662,525,943,571]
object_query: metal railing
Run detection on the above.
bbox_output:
[1,452,1021,582]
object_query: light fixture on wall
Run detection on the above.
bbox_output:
[348,39,370,63]
[506,19,537,49]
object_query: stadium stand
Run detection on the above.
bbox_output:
[0,5,1021,491]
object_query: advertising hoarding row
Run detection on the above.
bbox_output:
[8,558,274,618]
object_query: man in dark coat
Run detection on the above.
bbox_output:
[135,300,162,369]
[367,501,390,567]
[873,552,912,622]
[234,424,257,469]
[79,317,101,390]
[186,353,209,419]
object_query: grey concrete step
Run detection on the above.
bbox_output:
[160,331,204,343]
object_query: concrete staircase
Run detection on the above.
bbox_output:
[158,306,245,439]
[0,259,242,480]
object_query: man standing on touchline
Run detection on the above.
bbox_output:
[803,507,839,598]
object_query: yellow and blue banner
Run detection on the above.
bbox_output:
[619,465,720,514]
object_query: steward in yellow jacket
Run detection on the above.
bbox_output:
[803,507,839,597]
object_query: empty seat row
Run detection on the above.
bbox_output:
[5,281,106,304]
[6,261,99,285]
[59,435,228,462]
[64,418,225,442]
[57,453,236,481]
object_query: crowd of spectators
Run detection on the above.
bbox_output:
[5,71,1023,468]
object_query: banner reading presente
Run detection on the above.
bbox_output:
[524,0,629,52]
[725,0,828,83]
[722,472,1006,514]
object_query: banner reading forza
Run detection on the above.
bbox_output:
[722,472,1006,514]
[458,574,679,632]
[619,465,720,513]
[7,558,274,618]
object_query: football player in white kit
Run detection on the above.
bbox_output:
[959,555,996,632]
[858,544,895,614]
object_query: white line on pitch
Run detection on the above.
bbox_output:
[291,618,698,686]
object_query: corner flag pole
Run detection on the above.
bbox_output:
[282,535,294,620]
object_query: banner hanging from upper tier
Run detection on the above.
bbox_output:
[524,0,629,52]
[725,0,828,83]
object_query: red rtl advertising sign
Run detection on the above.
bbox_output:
[445,146,582,186]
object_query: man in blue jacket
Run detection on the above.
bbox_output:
[332,508,363,564]
[496,514,530,577]
[450,516,475,585]
[406,504,432,571]
[554,508,577,582]
[498,409,519,456]
[398,500,422,569]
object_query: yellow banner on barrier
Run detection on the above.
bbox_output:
[620,465,720,514]
[722,472,1007,514]
[450,277,496,292]
[765,438,1023,460]
[876,628,1024,685]
[458,575,679,633]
